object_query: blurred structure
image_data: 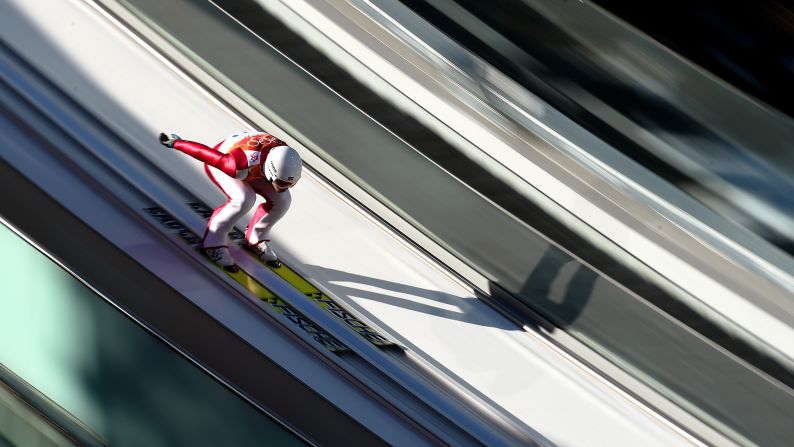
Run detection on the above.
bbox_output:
[2,0,794,446]
[597,0,794,119]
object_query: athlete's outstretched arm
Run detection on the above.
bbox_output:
[171,139,248,178]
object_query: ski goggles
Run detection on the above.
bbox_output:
[273,178,296,188]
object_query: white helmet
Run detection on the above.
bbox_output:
[264,146,302,185]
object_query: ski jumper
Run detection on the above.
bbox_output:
[173,131,292,250]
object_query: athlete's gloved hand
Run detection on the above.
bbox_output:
[158,132,181,148]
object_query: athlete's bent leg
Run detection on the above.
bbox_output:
[245,179,291,266]
[245,179,292,246]
[203,165,257,249]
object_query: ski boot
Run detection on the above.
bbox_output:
[202,246,239,273]
[245,240,281,268]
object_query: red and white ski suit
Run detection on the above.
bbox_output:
[173,131,292,250]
